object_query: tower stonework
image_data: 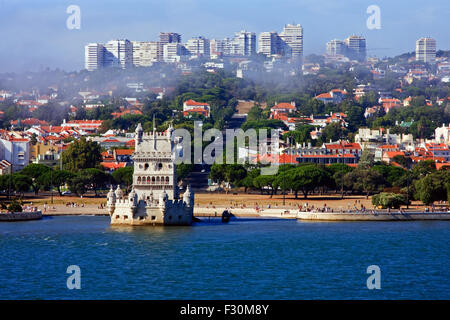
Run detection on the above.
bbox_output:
[107,123,194,226]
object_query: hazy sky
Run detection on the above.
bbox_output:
[0,0,448,72]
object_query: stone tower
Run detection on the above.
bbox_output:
[107,123,194,226]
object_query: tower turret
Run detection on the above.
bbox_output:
[129,188,138,207]
[115,185,124,200]
[107,186,116,215]
[159,189,168,207]
[135,123,143,147]
[183,185,194,207]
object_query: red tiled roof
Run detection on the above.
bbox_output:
[101,162,127,170]
[114,149,133,155]
[315,93,332,99]
[436,163,450,170]
[325,142,361,150]
[272,103,296,110]
[184,99,209,106]
[384,151,405,158]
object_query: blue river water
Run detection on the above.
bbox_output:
[0,216,448,300]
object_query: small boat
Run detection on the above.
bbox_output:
[221,210,232,223]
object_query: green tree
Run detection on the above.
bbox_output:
[412,160,436,179]
[68,175,89,196]
[62,137,102,172]
[344,169,386,198]
[240,168,260,193]
[358,149,375,170]
[176,163,193,183]
[326,163,354,193]
[253,175,276,196]
[372,192,409,209]
[12,174,33,196]
[372,164,406,187]
[7,201,23,212]
[112,166,134,191]
[38,169,76,196]
[80,168,111,196]
[275,165,330,199]
[20,164,51,195]
[414,171,449,205]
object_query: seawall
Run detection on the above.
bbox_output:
[0,211,43,222]
[297,211,450,221]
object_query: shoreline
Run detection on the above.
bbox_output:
[36,205,450,220]
[297,211,450,221]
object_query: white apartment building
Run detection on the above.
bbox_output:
[279,24,303,60]
[326,39,346,56]
[159,32,181,46]
[104,39,133,69]
[416,37,436,64]
[345,35,366,61]
[84,43,104,71]
[163,43,187,63]
[233,31,256,56]
[258,32,280,57]
[132,41,160,67]
[186,37,210,57]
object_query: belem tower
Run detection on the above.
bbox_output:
[107,123,194,226]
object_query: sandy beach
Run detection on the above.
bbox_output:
[18,192,426,218]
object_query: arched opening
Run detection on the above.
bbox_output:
[137,176,141,184]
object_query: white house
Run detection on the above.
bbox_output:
[0,137,30,172]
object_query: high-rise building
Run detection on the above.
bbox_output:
[233,30,257,56]
[279,24,303,60]
[132,41,160,67]
[159,32,182,46]
[84,43,104,71]
[163,43,188,63]
[326,39,346,56]
[186,37,210,57]
[416,37,436,64]
[104,39,133,69]
[345,35,366,61]
[258,32,281,57]
[209,38,231,57]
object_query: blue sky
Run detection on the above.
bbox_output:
[0,0,448,72]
